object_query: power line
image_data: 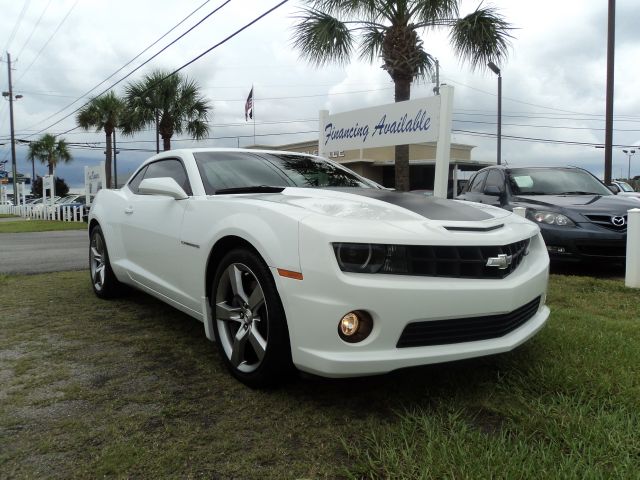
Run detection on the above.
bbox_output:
[453,129,638,148]
[16,0,79,83]
[3,0,32,53]
[15,0,53,59]
[37,0,290,138]
[453,118,640,132]
[22,0,233,137]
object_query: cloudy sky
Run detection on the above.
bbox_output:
[1,0,639,189]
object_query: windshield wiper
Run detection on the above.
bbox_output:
[516,191,548,195]
[556,191,601,195]
[215,185,285,195]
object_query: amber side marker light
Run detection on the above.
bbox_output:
[338,310,373,343]
[277,268,304,280]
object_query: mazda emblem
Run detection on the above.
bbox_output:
[611,216,626,227]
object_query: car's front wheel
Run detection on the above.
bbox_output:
[89,225,123,299]
[212,249,292,388]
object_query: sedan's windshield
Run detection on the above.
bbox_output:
[616,181,634,192]
[194,151,377,194]
[507,168,612,196]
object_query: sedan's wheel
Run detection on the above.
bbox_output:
[213,249,292,387]
[89,226,123,299]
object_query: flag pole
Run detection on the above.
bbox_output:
[253,85,256,146]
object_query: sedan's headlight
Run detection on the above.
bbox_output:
[528,210,575,227]
[333,243,386,273]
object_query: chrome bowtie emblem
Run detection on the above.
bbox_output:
[486,253,513,270]
[611,216,626,227]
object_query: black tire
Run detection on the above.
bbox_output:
[212,248,293,388]
[89,225,124,299]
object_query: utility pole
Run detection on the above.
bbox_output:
[6,53,18,202]
[113,131,118,187]
[604,0,616,184]
[155,109,160,153]
[432,59,440,95]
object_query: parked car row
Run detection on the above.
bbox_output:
[457,165,638,263]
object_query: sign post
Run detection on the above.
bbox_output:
[433,85,454,199]
[43,175,55,208]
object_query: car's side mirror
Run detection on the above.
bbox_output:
[138,177,188,200]
[608,184,620,194]
[484,185,504,197]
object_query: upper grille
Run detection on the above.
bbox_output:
[585,214,627,232]
[397,296,541,348]
[380,238,530,279]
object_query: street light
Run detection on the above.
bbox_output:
[622,149,636,180]
[487,61,502,165]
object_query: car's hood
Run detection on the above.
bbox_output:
[250,187,512,223]
[513,194,639,215]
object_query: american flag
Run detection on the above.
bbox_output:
[245,86,253,121]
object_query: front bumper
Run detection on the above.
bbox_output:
[274,227,550,378]
[539,223,626,262]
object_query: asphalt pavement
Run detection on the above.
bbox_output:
[0,230,88,274]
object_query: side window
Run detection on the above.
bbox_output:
[469,171,488,193]
[127,166,147,194]
[143,159,193,195]
[484,170,504,191]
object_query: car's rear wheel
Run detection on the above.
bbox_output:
[212,249,292,388]
[89,225,123,299]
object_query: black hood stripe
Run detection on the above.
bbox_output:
[326,188,494,221]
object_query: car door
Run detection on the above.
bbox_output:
[120,158,196,309]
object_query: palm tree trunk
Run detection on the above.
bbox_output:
[394,76,412,191]
[48,154,54,176]
[163,135,171,151]
[105,130,113,189]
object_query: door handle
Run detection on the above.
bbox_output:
[124,206,134,214]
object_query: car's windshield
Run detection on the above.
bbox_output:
[507,168,612,196]
[194,151,377,194]
[616,181,634,192]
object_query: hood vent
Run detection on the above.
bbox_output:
[444,224,504,232]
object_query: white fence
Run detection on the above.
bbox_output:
[0,204,85,222]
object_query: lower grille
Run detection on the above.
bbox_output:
[576,243,626,258]
[397,296,541,348]
[585,214,627,232]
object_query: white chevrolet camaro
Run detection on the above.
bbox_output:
[89,148,550,387]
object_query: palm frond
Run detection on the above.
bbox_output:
[408,0,459,25]
[304,0,380,21]
[292,8,354,66]
[449,6,513,71]
[358,25,385,63]
[413,49,436,81]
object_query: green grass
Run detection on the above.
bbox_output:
[0,272,638,478]
[0,220,87,233]
[0,214,19,218]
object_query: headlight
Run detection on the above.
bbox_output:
[528,210,575,227]
[333,243,386,273]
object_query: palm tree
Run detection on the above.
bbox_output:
[77,91,126,188]
[122,70,211,151]
[27,133,72,176]
[292,0,512,191]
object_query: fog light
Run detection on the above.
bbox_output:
[338,310,373,343]
[340,312,359,336]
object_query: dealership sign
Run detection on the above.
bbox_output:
[318,86,454,198]
[320,96,440,152]
[85,162,106,204]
